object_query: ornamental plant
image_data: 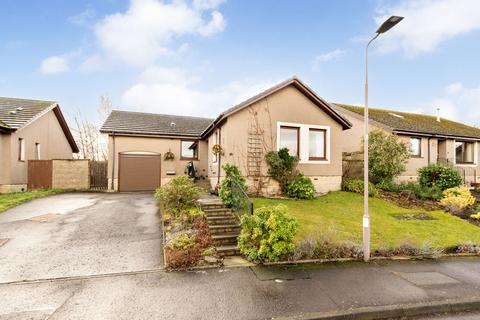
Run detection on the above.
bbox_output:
[366,130,410,184]
[238,204,298,262]
[265,148,299,192]
[342,178,377,197]
[439,186,476,214]
[155,176,199,216]
[219,164,247,208]
[418,164,462,191]
[285,174,315,199]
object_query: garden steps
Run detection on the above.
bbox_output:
[216,245,241,257]
[198,197,241,257]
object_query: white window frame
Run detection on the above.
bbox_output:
[18,138,25,162]
[276,121,330,164]
[409,137,422,157]
[35,142,41,160]
[453,140,478,166]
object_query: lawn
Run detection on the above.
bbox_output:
[0,189,63,214]
[253,191,480,250]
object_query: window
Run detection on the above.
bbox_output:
[410,137,421,157]
[18,138,25,161]
[279,126,299,156]
[35,143,41,160]
[309,129,326,160]
[455,141,474,164]
[181,140,198,160]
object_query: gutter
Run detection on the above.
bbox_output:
[393,130,480,142]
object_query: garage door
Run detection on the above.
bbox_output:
[118,153,161,192]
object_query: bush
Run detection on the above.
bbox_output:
[165,246,200,269]
[265,148,299,192]
[440,186,475,213]
[219,164,247,207]
[155,176,199,216]
[167,233,196,251]
[343,178,377,197]
[377,181,443,201]
[238,204,298,262]
[418,164,462,191]
[367,130,410,184]
[285,174,315,199]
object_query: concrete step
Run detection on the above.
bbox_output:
[212,233,239,246]
[216,245,240,257]
[209,224,241,235]
[206,215,237,225]
[203,208,232,216]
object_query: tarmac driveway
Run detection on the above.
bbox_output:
[0,192,163,283]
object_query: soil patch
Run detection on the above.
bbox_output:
[378,190,442,211]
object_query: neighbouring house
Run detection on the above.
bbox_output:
[0,97,79,193]
[100,77,352,194]
[334,104,480,185]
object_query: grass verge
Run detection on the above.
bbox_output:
[0,189,64,214]
[253,191,480,250]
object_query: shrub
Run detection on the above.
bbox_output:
[285,174,315,199]
[377,181,443,201]
[167,233,196,251]
[440,186,475,213]
[292,236,363,261]
[265,148,299,192]
[471,213,480,220]
[165,246,200,269]
[155,176,199,216]
[367,130,410,184]
[238,204,298,262]
[343,178,377,197]
[219,164,247,207]
[418,164,462,191]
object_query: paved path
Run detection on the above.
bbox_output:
[0,192,163,283]
[1,257,480,319]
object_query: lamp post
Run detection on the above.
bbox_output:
[363,15,403,262]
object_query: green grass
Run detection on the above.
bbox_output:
[0,189,64,214]
[253,191,480,250]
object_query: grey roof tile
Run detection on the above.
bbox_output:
[0,97,55,129]
[100,110,214,137]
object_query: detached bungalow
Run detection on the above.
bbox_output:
[0,97,79,193]
[100,77,352,194]
[334,104,480,185]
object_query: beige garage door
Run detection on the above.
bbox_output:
[118,153,161,192]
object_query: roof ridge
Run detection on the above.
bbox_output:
[0,96,56,104]
[110,109,214,121]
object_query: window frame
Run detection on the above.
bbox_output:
[308,128,327,161]
[409,137,422,158]
[18,138,25,162]
[180,139,199,160]
[279,125,300,157]
[455,140,475,164]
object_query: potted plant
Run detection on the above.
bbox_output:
[164,150,175,161]
[212,144,224,156]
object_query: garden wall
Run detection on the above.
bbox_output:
[52,159,90,190]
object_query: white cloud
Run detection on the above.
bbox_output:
[78,54,107,73]
[428,82,480,126]
[40,56,70,74]
[68,8,96,26]
[94,0,226,67]
[122,67,275,117]
[312,49,345,70]
[375,0,480,56]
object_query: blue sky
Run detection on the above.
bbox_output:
[1,0,480,126]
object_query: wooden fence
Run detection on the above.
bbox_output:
[89,161,108,190]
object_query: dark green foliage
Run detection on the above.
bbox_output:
[155,176,199,216]
[367,130,410,184]
[418,164,462,191]
[238,205,298,262]
[286,174,315,199]
[265,148,299,192]
[343,178,377,197]
[377,181,443,201]
[219,164,247,207]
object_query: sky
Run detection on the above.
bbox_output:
[1,0,480,127]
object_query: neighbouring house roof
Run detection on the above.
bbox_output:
[100,110,214,138]
[202,77,352,137]
[0,97,79,152]
[334,104,480,140]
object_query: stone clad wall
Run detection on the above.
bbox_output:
[52,159,89,190]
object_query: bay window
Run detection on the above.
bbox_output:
[279,126,299,156]
[309,129,326,160]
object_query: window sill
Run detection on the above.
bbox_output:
[180,157,198,161]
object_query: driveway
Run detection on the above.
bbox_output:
[0,192,163,283]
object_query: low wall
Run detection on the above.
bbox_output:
[52,159,89,190]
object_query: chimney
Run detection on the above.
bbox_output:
[436,108,441,122]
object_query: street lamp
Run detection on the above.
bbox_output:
[363,15,403,262]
